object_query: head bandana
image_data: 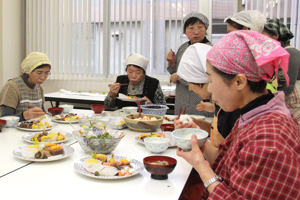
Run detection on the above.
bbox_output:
[264,18,294,42]
[207,30,290,86]
[21,52,51,74]
[122,53,149,72]
[224,10,266,33]
[183,11,209,30]
[177,43,212,83]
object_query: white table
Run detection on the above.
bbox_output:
[44,92,107,107]
[0,109,192,200]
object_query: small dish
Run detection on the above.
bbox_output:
[144,137,170,153]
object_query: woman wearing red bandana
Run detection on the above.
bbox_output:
[177,30,300,199]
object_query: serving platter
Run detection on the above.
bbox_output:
[22,131,73,144]
[74,155,144,179]
[13,145,74,162]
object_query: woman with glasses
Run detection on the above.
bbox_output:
[166,11,213,117]
[0,52,51,121]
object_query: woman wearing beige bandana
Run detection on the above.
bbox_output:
[0,52,51,121]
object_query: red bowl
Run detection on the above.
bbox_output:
[143,156,177,180]
[91,104,106,114]
[48,107,64,115]
[160,123,174,132]
[0,119,7,132]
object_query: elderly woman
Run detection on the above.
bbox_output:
[178,31,300,199]
[0,52,51,121]
[166,11,213,117]
[104,53,166,109]
[262,18,300,126]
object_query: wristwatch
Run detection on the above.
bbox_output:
[204,174,222,189]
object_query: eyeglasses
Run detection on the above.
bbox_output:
[34,71,51,77]
[187,27,205,33]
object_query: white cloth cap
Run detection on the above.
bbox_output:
[177,43,212,84]
[122,53,149,72]
[224,10,266,33]
[183,11,209,30]
[21,52,51,74]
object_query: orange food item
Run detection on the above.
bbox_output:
[118,170,130,176]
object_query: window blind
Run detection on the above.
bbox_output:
[26,0,200,83]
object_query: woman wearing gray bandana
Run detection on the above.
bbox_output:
[262,19,300,128]
[166,11,213,117]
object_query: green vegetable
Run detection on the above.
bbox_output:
[94,171,99,176]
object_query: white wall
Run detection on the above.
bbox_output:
[0,0,25,88]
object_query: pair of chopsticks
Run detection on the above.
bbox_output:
[178,107,186,118]
[108,83,132,87]
[27,106,53,117]
[136,100,142,117]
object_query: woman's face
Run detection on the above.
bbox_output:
[206,61,240,112]
[227,23,238,33]
[185,21,206,44]
[27,66,51,85]
[126,65,145,84]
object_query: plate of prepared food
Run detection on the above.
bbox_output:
[116,93,147,103]
[22,130,72,144]
[15,120,57,132]
[74,154,144,179]
[13,143,74,162]
[52,113,80,123]
[135,132,176,147]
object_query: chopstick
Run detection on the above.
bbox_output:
[178,107,186,118]
[27,106,53,117]
[137,100,142,118]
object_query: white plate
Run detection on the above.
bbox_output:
[22,131,73,144]
[51,119,79,124]
[13,145,74,162]
[74,155,144,179]
[135,132,176,148]
[116,93,146,103]
[14,124,56,132]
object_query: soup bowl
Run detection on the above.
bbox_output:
[48,107,64,115]
[0,119,7,132]
[143,155,177,180]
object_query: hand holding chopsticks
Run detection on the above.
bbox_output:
[27,106,53,117]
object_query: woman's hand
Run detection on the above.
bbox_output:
[196,101,215,113]
[108,82,120,98]
[174,116,201,130]
[23,107,45,120]
[166,49,176,68]
[170,73,179,84]
[141,96,152,105]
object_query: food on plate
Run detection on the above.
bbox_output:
[179,114,193,124]
[138,132,165,141]
[21,138,64,159]
[53,113,79,121]
[18,120,51,129]
[31,131,66,142]
[134,116,158,121]
[83,152,135,177]
[114,121,125,125]
[149,160,169,165]
[163,116,172,121]
[128,96,138,99]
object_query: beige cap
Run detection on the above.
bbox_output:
[122,53,149,72]
[21,52,51,74]
[224,10,266,33]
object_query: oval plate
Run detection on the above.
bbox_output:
[74,155,144,179]
[51,119,79,124]
[15,124,56,132]
[22,131,73,144]
[13,145,74,162]
[135,132,176,148]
